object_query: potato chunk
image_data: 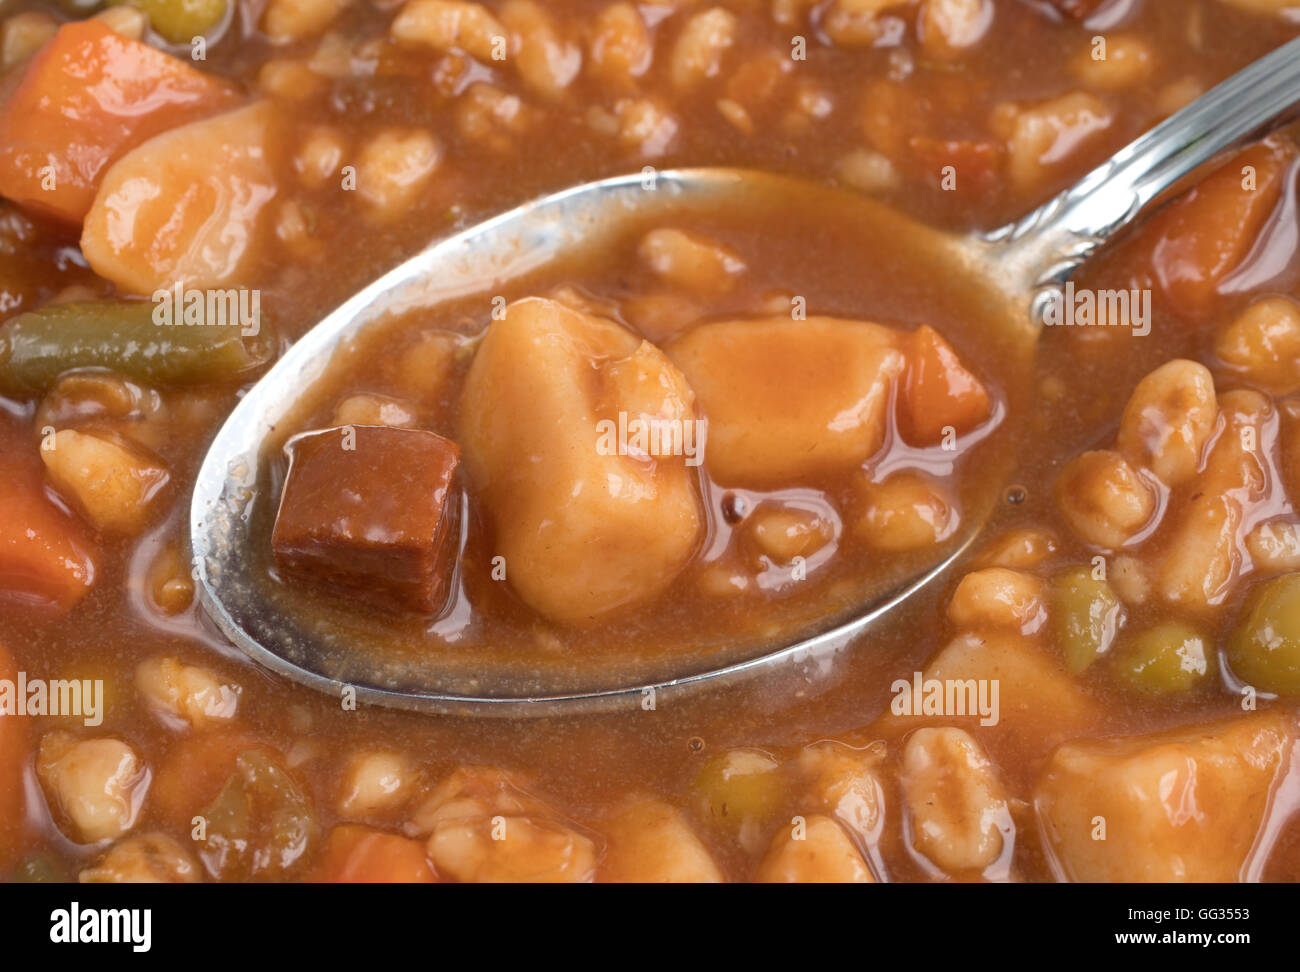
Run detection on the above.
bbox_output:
[459,298,703,624]
[600,799,725,882]
[666,316,906,485]
[409,766,596,883]
[40,429,169,536]
[1034,712,1294,881]
[887,632,1100,746]
[81,101,280,294]
[80,833,200,883]
[754,814,873,882]
[37,731,150,843]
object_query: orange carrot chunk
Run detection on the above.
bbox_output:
[1142,137,1296,317]
[310,825,438,883]
[902,324,991,446]
[0,641,27,873]
[0,20,239,223]
[0,418,97,612]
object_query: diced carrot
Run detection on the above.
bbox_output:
[0,417,97,612]
[1141,136,1296,317]
[0,641,27,873]
[902,324,991,445]
[309,825,438,883]
[0,20,239,223]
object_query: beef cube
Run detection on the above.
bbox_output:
[271,425,460,613]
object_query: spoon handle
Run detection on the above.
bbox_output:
[990,33,1300,313]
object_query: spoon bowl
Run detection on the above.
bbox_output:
[191,34,1300,715]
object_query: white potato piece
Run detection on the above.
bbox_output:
[1034,712,1294,881]
[41,430,169,536]
[37,732,150,844]
[666,316,906,485]
[80,833,201,883]
[459,298,703,624]
[82,102,280,295]
[754,815,873,882]
[886,632,1100,745]
[600,799,725,882]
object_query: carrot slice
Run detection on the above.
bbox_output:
[0,641,27,873]
[309,825,438,883]
[0,417,96,612]
[0,19,239,223]
[1142,137,1296,317]
[902,325,991,445]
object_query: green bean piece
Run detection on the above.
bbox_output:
[1052,567,1123,674]
[1114,621,1211,695]
[1228,572,1300,695]
[109,0,229,43]
[0,300,270,395]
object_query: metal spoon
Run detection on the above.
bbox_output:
[192,35,1300,715]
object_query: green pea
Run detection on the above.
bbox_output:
[1052,566,1122,674]
[110,0,229,44]
[1228,573,1300,694]
[1114,621,1211,694]
[691,748,782,833]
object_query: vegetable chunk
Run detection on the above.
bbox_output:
[459,297,703,625]
[81,101,280,294]
[41,429,170,536]
[0,418,97,612]
[1035,713,1294,881]
[0,20,238,223]
[599,800,724,882]
[272,425,461,614]
[666,316,907,484]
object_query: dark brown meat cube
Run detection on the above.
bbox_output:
[271,425,460,613]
